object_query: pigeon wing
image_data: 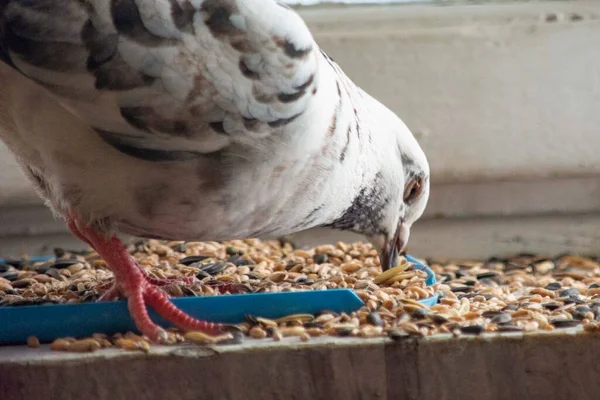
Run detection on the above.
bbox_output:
[0,0,320,160]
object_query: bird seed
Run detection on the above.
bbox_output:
[3,240,600,352]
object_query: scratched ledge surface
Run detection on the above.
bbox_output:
[2,329,600,400]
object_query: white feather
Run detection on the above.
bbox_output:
[0,0,429,251]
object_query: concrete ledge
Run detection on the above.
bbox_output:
[3,206,600,259]
[2,331,600,400]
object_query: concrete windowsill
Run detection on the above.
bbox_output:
[2,329,600,400]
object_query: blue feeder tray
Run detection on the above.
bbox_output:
[404,254,439,307]
[0,253,438,345]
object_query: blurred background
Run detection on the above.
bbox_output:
[1,0,599,259]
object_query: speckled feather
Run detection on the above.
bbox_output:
[2,0,317,154]
[0,0,429,248]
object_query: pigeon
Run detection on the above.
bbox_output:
[0,0,430,342]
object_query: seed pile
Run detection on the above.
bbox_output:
[2,240,600,352]
[426,253,600,335]
[0,239,433,306]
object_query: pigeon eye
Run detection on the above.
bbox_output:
[404,177,424,204]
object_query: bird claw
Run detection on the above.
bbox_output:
[96,270,198,301]
[146,275,198,287]
[66,212,226,343]
[154,327,169,344]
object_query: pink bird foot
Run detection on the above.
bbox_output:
[66,213,230,342]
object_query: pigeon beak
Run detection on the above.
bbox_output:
[380,222,409,271]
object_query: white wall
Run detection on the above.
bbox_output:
[303,2,600,184]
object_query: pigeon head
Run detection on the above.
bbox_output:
[326,92,430,271]
[364,128,429,271]
[371,149,430,272]
[365,94,429,271]
[367,96,430,271]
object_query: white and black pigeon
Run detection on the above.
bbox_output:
[0,0,430,341]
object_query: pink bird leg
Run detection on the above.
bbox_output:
[66,213,228,342]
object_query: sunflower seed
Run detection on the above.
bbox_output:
[460,325,484,335]
[551,319,581,328]
[491,313,512,324]
[52,259,82,269]
[180,256,210,266]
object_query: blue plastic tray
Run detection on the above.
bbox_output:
[405,254,439,307]
[0,254,438,344]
